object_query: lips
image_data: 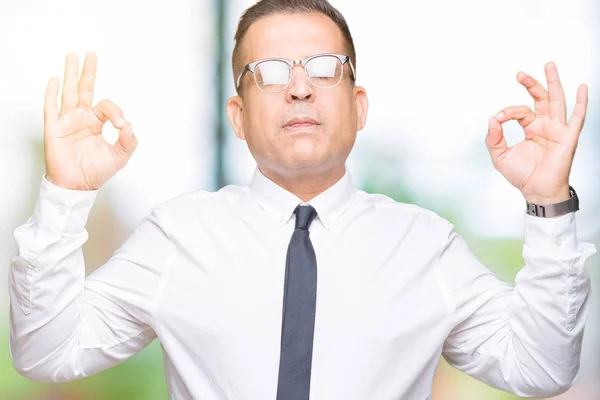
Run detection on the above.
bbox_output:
[283,117,320,130]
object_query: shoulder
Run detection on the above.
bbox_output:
[354,190,455,237]
[144,184,248,226]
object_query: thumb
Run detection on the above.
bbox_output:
[112,122,138,166]
[485,116,509,166]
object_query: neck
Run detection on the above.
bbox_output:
[259,164,346,203]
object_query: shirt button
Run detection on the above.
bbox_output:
[29,256,39,267]
[568,266,578,276]
[58,206,66,215]
[555,236,562,246]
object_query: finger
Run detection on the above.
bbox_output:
[545,62,567,124]
[495,105,536,128]
[44,77,60,126]
[485,116,509,166]
[93,99,126,129]
[78,52,97,109]
[60,53,80,117]
[568,83,588,134]
[517,71,549,117]
[112,123,138,167]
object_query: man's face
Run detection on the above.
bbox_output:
[227,12,368,179]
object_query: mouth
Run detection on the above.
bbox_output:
[283,117,321,131]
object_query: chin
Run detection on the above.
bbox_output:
[292,136,322,156]
[290,152,324,168]
[282,153,333,174]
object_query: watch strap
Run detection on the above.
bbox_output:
[525,186,579,218]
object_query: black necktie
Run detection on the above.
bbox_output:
[276,205,318,400]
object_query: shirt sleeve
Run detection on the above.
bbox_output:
[438,211,597,398]
[8,176,175,383]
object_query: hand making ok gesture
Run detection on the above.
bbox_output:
[486,62,588,205]
[44,52,138,191]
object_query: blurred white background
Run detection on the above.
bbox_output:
[1,0,598,399]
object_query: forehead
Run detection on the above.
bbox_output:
[243,12,346,63]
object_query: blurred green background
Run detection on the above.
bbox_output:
[1,0,599,399]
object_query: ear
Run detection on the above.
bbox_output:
[353,86,368,131]
[226,95,246,140]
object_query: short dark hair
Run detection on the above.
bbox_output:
[232,0,357,93]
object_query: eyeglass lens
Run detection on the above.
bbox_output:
[254,55,343,92]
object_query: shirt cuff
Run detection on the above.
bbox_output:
[34,175,99,232]
[523,211,597,331]
[523,211,580,252]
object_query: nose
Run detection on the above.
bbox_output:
[286,64,313,102]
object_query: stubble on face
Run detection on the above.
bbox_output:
[240,13,355,175]
[229,11,367,200]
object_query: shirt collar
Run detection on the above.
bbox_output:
[249,166,357,230]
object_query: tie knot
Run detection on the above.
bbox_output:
[294,205,317,230]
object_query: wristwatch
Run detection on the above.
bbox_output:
[525,186,579,217]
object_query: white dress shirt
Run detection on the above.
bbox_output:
[9,167,597,400]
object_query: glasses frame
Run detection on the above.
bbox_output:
[235,53,356,93]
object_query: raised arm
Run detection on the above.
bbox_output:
[440,62,597,397]
[439,212,596,397]
[8,52,170,383]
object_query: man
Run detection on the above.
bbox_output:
[8,0,597,399]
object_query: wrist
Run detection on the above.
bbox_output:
[524,187,571,205]
[43,174,99,192]
[525,186,579,218]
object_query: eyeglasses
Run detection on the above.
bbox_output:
[236,53,356,94]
